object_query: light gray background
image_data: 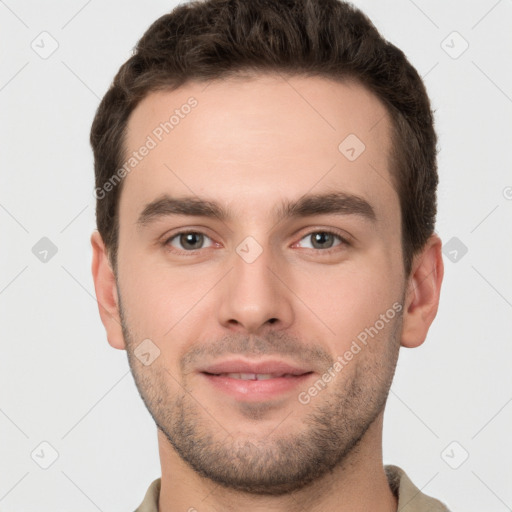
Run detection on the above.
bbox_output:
[1,1,511,510]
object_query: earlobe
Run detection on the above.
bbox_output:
[401,235,444,348]
[90,230,126,350]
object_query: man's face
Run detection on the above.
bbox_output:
[116,75,406,494]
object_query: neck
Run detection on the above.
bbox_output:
[157,412,397,512]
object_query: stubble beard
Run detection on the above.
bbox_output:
[121,302,402,496]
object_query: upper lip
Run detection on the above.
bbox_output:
[199,358,313,376]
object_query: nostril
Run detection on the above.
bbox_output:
[267,318,278,324]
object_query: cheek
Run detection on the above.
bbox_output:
[117,253,173,340]
[290,255,403,349]
[118,254,221,349]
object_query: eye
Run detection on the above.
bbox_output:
[166,231,214,251]
[296,231,347,250]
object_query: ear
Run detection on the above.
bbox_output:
[401,234,444,348]
[90,230,126,350]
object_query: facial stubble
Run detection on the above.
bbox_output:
[120,296,403,496]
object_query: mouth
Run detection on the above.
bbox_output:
[199,358,313,377]
[198,359,315,401]
[203,372,313,380]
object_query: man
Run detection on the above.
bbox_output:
[90,0,449,510]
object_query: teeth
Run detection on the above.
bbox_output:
[222,373,283,380]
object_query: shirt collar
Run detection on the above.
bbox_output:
[135,465,450,511]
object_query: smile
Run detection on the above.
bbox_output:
[215,372,303,380]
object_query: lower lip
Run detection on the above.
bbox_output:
[200,373,314,401]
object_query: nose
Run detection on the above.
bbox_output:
[216,242,294,334]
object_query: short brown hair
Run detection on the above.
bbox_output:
[90,0,437,276]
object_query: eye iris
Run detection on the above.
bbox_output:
[180,233,203,250]
[311,232,334,249]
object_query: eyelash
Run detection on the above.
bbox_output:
[294,231,351,252]
[162,229,351,255]
[163,230,217,255]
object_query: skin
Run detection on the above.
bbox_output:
[91,74,443,512]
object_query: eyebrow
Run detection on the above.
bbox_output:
[136,192,376,228]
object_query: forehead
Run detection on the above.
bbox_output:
[121,74,397,225]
